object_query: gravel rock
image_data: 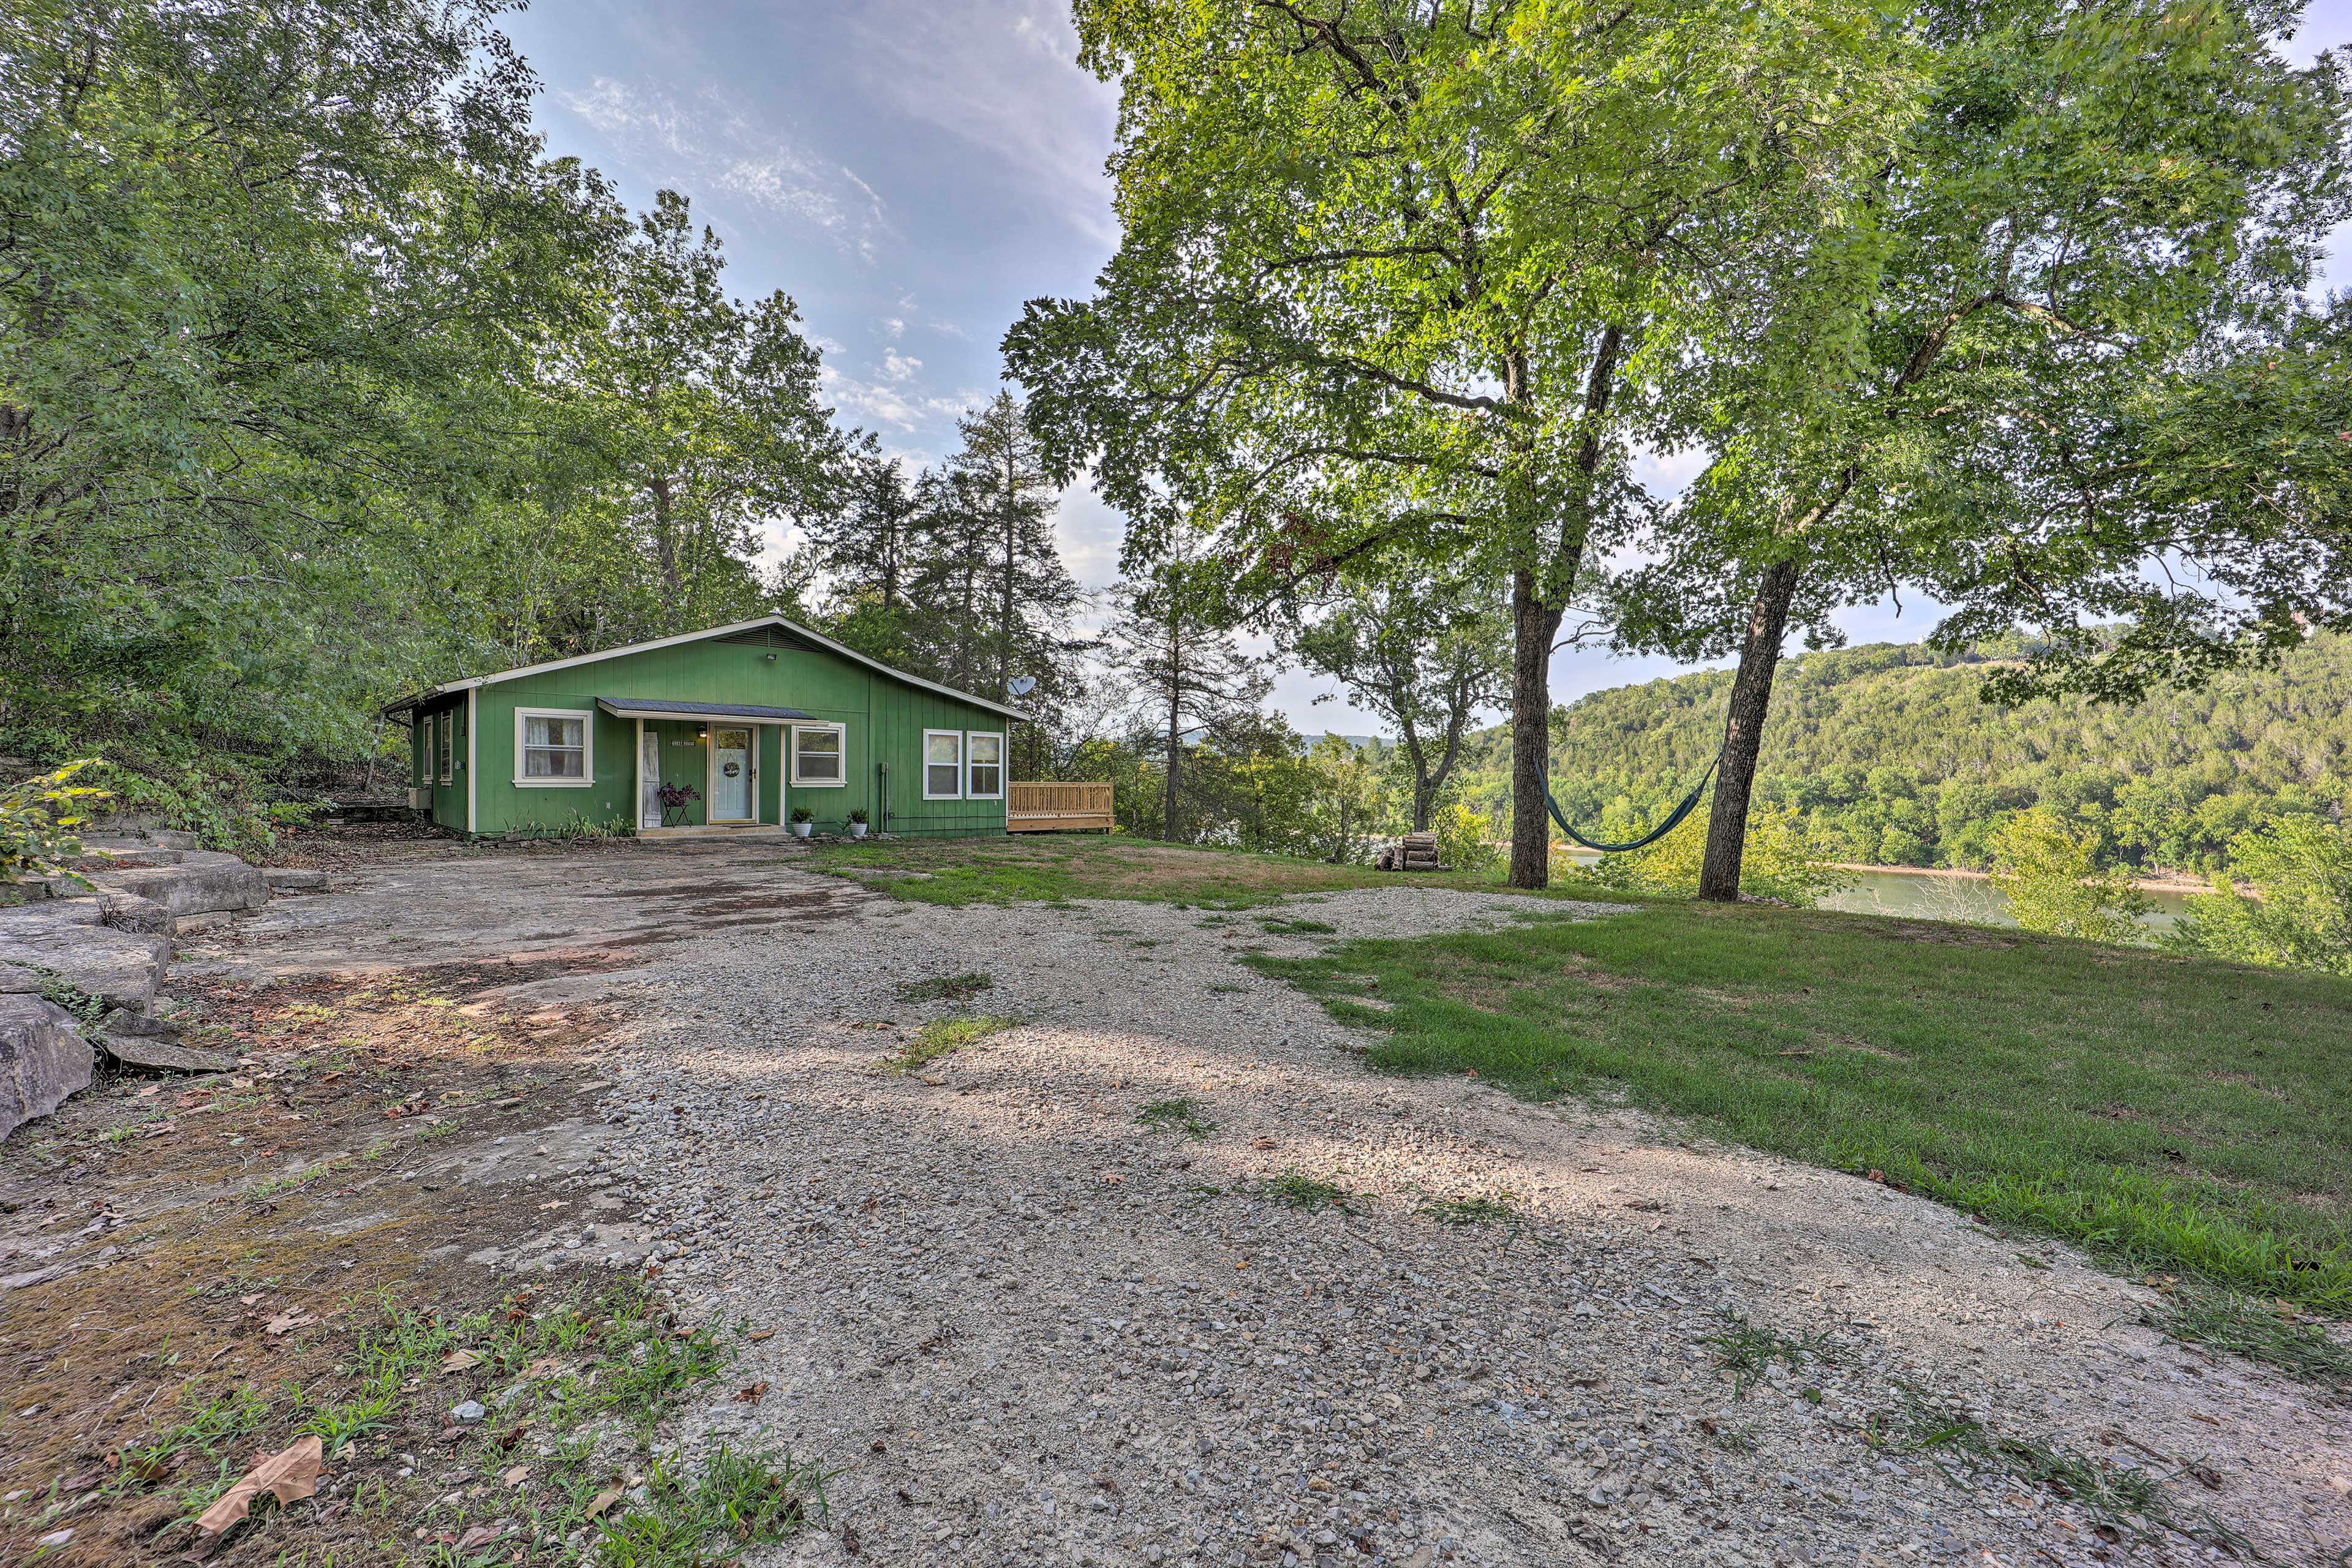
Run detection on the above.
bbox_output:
[205,851,2352,1566]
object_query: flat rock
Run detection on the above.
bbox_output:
[90,850,268,919]
[263,867,329,892]
[100,1033,235,1074]
[0,923,172,1011]
[0,992,92,1142]
[96,891,173,933]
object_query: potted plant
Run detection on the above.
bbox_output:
[847,807,870,839]
[654,782,699,828]
[790,805,815,839]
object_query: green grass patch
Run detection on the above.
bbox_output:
[2140,1280,2352,1391]
[1416,1193,1525,1230]
[1136,1097,1216,1139]
[1256,1170,1355,1213]
[1697,1309,1830,1398]
[893,971,995,1005]
[1260,916,1338,935]
[879,1014,1014,1074]
[806,835,1547,910]
[1256,902,2352,1311]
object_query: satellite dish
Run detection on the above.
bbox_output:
[1006,676,1038,698]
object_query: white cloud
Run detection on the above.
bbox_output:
[556,78,888,255]
[839,1,1120,247]
[822,363,978,434]
[880,349,922,383]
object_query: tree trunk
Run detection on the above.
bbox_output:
[1697,558,1803,902]
[1163,615,1183,842]
[1507,568,1563,889]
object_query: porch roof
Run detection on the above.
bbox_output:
[595,698,819,723]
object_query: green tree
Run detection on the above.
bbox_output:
[1289,573,1508,832]
[568,190,848,633]
[1006,0,1910,889]
[1988,809,2152,943]
[0,0,612,764]
[1610,0,2350,903]
[2170,819,2352,976]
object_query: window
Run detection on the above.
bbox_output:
[791,723,845,786]
[923,729,963,799]
[420,723,435,788]
[514,707,592,786]
[439,711,454,785]
[966,732,1004,799]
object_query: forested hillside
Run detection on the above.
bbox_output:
[1450,635,2352,875]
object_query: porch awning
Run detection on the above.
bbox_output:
[597,698,818,722]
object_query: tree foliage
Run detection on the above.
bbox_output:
[2171,819,2352,976]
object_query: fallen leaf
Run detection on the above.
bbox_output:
[584,1488,622,1518]
[195,1436,325,1534]
[732,1381,770,1404]
[264,1309,318,1336]
[1250,1136,1276,1150]
[747,1329,775,1342]
[502,1466,529,1487]
[454,1521,502,1551]
[440,1349,481,1373]
[56,1470,102,1494]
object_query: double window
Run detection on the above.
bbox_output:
[514,708,592,786]
[924,729,1005,800]
[792,723,845,786]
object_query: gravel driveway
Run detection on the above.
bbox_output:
[213,847,2351,1566]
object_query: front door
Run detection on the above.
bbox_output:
[639,727,662,831]
[711,726,753,822]
[658,722,707,826]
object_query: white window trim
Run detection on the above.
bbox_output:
[512,706,595,788]
[964,730,1005,801]
[439,711,454,786]
[790,722,848,788]
[922,728,964,801]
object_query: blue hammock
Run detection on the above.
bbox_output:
[1541,748,1722,854]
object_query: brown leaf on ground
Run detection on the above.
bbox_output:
[584,1488,623,1518]
[263,1308,318,1336]
[454,1521,503,1551]
[732,1381,771,1403]
[440,1348,481,1373]
[195,1436,325,1534]
[502,1464,529,1487]
[747,1328,775,1341]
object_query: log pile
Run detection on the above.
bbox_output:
[1375,831,1442,873]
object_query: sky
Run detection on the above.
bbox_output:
[500,0,2351,738]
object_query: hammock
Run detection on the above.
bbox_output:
[1540,747,1722,854]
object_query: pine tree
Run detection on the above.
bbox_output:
[944,394,1081,703]
[1108,536,1269,842]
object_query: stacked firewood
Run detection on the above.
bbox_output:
[1374,831,1442,872]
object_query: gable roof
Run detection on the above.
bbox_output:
[382,614,1030,722]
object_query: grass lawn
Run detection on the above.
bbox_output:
[807,833,1532,907]
[1254,902,2352,1312]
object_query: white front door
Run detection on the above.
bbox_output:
[712,727,753,821]
[639,727,662,830]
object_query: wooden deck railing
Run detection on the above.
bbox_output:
[1007,780,1115,833]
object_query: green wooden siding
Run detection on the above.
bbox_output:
[436,630,1011,837]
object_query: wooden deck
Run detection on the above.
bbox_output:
[1007,780,1115,834]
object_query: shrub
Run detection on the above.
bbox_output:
[790,806,815,825]
[1430,801,1500,874]
[2168,817,2352,975]
[1560,804,1852,908]
[1987,809,2150,943]
[848,807,869,825]
[1,760,109,884]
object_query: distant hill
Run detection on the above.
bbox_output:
[1447,634,2352,875]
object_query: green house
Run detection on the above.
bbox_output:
[383,616,1025,839]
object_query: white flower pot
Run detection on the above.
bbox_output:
[850,822,869,838]
[792,821,813,839]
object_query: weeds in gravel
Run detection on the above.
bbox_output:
[894,972,994,1005]
[2140,1279,2352,1392]
[592,1444,835,1567]
[880,1014,1014,1074]
[1875,1383,2244,1548]
[1257,1170,1355,1213]
[1697,1310,1829,1397]
[1136,1098,1216,1139]
[102,1280,828,1563]
[1417,1193,1524,1230]
[1260,916,1338,935]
